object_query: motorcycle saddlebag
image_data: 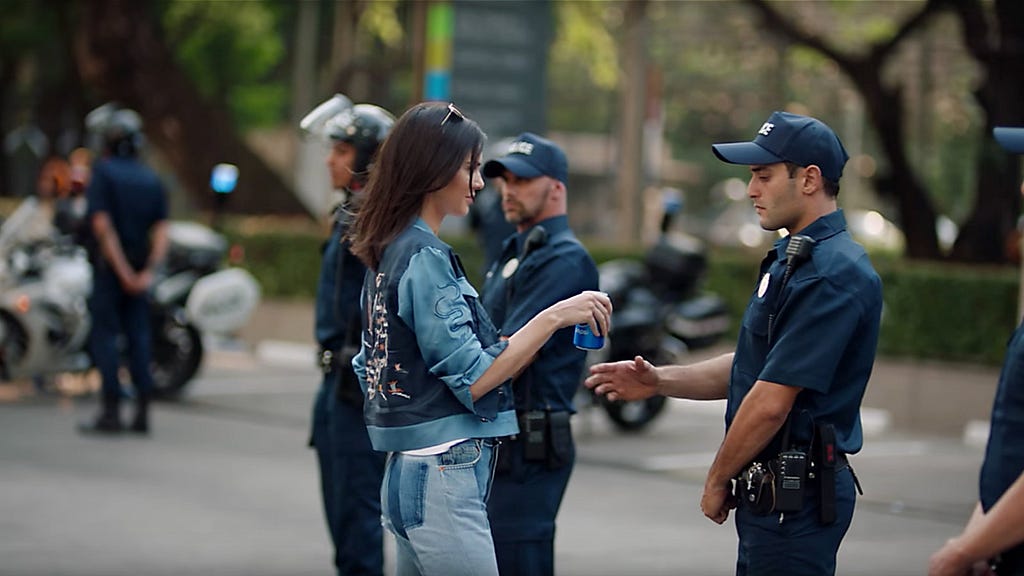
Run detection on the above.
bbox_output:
[664,294,730,349]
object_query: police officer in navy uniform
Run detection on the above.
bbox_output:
[80,104,168,435]
[480,133,599,576]
[929,126,1024,576]
[588,111,883,576]
[301,95,394,576]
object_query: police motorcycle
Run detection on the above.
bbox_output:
[579,220,730,432]
[0,233,95,382]
[0,166,259,399]
[148,164,261,398]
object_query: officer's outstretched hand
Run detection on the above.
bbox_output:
[585,356,659,402]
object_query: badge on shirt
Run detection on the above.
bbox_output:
[501,257,520,279]
[757,272,771,298]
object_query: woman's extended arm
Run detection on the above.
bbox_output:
[469,290,611,400]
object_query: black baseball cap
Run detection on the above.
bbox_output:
[712,111,850,183]
[482,132,568,185]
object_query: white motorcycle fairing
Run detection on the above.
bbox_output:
[183,267,261,335]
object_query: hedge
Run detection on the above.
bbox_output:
[702,252,1019,365]
[225,225,1020,366]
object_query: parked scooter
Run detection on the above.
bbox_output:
[578,228,730,432]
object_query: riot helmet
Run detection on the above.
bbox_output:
[85,103,144,157]
[300,94,394,183]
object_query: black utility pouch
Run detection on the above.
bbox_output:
[736,461,776,516]
[522,411,548,462]
[546,411,572,470]
[335,346,364,407]
[815,423,838,525]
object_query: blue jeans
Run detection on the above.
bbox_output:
[382,439,499,576]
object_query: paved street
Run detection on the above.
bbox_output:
[0,342,987,576]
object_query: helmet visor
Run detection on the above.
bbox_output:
[300,94,354,140]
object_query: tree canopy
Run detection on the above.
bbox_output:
[2,0,1021,262]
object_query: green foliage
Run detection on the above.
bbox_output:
[225,229,322,301]
[162,0,286,130]
[551,1,620,90]
[361,0,403,48]
[545,0,994,254]
[0,2,53,55]
[547,1,621,132]
[875,261,1018,364]
[704,251,1019,365]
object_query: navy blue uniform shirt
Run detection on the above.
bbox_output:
[315,206,366,351]
[86,156,168,270]
[980,322,1024,512]
[979,321,1024,567]
[480,215,598,412]
[728,210,882,455]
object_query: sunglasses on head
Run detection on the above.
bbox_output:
[440,102,465,126]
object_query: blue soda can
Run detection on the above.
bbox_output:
[573,323,605,350]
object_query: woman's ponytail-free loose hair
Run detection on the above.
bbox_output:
[349,102,486,270]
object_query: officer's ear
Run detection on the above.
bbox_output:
[800,165,824,196]
[548,178,566,202]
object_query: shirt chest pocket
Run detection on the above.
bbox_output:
[742,297,771,338]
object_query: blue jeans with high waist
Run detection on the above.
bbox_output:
[382,438,499,576]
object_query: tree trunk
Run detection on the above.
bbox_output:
[850,63,941,259]
[71,0,306,216]
[948,0,1024,262]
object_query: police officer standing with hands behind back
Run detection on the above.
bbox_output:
[300,94,394,576]
[80,104,168,435]
[480,133,599,576]
[587,111,882,576]
[929,126,1024,576]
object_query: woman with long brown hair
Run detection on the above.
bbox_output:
[350,102,610,576]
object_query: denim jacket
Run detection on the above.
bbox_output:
[353,219,518,451]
